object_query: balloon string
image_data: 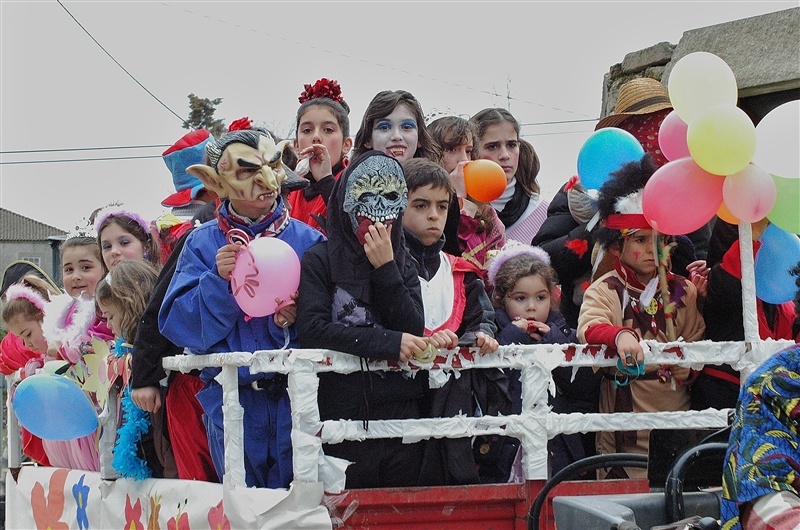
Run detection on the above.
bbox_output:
[281,327,291,350]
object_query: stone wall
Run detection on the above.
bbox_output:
[599,7,800,120]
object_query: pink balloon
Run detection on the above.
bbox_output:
[722,164,777,223]
[230,237,301,318]
[658,110,690,162]
[642,157,724,235]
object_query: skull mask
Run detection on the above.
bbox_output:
[187,129,291,201]
[342,154,407,245]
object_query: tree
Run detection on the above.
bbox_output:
[183,93,226,138]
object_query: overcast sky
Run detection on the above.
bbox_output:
[1,1,795,232]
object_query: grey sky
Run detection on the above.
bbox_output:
[1,1,795,231]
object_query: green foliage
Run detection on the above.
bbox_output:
[183,93,226,138]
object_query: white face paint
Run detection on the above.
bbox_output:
[365,103,419,164]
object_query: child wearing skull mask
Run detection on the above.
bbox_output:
[296,150,430,489]
[158,125,325,489]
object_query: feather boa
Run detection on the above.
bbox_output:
[112,385,152,480]
[42,294,96,364]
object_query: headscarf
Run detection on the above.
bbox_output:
[325,150,411,305]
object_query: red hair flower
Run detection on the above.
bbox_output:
[228,117,252,132]
[564,175,580,192]
[565,238,589,259]
[299,78,344,104]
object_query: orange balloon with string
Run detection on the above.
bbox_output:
[463,160,507,203]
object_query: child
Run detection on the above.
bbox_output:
[95,260,160,479]
[400,157,504,486]
[296,150,430,489]
[288,78,352,231]
[577,155,705,479]
[428,116,506,274]
[487,241,591,479]
[470,108,549,244]
[351,89,438,164]
[1,276,101,471]
[159,126,324,488]
[94,206,160,273]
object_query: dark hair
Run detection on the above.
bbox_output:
[470,108,540,195]
[60,236,101,261]
[402,158,453,198]
[491,254,559,310]
[353,90,438,161]
[594,154,658,250]
[96,216,160,273]
[428,116,474,151]
[296,98,351,140]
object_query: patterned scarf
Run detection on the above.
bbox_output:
[216,196,291,240]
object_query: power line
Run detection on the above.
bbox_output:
[1,145,170,155]
[521,119,599,126]
[56,0,186,125]
[164,3,594,120]
[0,155,162,165]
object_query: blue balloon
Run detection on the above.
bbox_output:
[754,223,800,304]
[12,373,98,440]
[577,128,645,190]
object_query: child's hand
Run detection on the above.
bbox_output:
[428,330,458,349]
[691,272,708,298]
[132,386,162,414]
[669,365,692,383]
[450,161,469,200]
[274,293,298,328]
[299,144,333,182]
[615,330,643,366]
[364,222,394,269]
[399,333,428,363]
[526,320,550,341]
[475,332,499,354]
[216,243,241,281]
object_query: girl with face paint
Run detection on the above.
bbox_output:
[352,90,439,165]
[296,150,430,489]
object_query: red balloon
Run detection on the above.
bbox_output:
[642,157,724,235]
[463,160,507,203]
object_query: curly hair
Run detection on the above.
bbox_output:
[491,254,559,310]
[95,260,159,343]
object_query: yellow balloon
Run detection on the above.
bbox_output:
[687,105,756,176]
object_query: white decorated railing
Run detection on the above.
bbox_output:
[151,337,793,492]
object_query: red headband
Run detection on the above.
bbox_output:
[603,213,651,230]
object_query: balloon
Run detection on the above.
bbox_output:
[687,104,756,176]
[667,52,738,123]
[12,373,98,441]
[658,110,690,162]
[767,175,800,234]
[463,159,507,203]
[577,128,645,190]
[753,100,800,179]
[715,201,739,225]
[754,223,800,304]
[642,157,724,235]
[722,164,776,223]
[230,237,301,318]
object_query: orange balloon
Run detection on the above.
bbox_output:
[716,201,739,225]
[463,160,507,203]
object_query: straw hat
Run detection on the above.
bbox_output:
[595,77,672,130]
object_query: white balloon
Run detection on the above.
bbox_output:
[753,100,800,179]
[668,52,738,123]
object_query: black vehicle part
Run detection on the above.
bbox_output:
[664,442,728,523]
